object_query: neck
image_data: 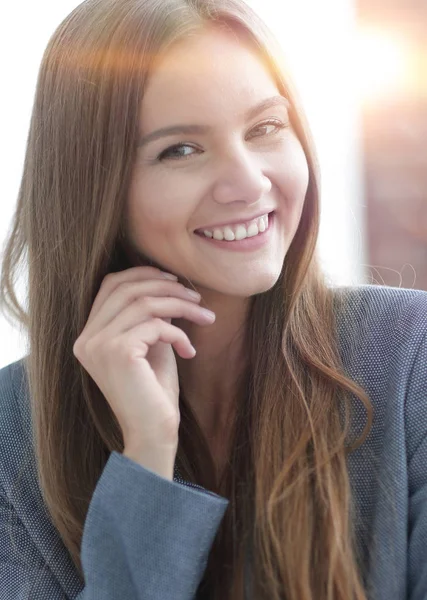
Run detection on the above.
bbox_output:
[173,288,248,437]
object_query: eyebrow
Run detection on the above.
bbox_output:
[137,95,290,148]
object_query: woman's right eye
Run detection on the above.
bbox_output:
[157,144,201,161]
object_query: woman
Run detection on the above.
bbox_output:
[0,0,426,598]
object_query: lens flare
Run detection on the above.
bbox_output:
[354,25,415,104]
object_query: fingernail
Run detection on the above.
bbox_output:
[186,289,201,300]
[162,272,178,280]
[201,308,216,320]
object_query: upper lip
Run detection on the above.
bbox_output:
[194,209,275,232]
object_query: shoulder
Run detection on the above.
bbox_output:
[333,284,427,457]
[332,284,427,369]
[0,356,32,443]
[0,356,30,417]
[332,286,427,597]
[333,283,427,333]
[0,359,84,595]
[0,356,37,497]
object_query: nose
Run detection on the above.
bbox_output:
[211,145,272,206]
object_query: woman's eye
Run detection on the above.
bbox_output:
[249,119,288,139]
[156,119,288,162]
[157,144,199,161]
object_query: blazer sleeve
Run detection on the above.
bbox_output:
[0,451,229,599]
[406,328,427,600]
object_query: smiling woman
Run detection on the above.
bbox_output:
[125,26,307,301]
[0,1,426,600]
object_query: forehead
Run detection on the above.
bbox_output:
[140,27,280,126]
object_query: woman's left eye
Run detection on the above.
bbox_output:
[249,119,288,138]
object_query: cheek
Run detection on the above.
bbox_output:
[275,139,309,196]
[127,170,195,235]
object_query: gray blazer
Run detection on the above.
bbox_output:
[0,284,426,599]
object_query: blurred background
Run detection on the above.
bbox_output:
[0,0,426,367]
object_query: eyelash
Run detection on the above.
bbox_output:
[156,118,289,162]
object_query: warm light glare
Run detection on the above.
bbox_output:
[354,26,413,104]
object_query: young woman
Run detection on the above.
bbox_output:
[0,0,426,599]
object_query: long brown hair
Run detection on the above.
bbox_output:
[0,0,373,598]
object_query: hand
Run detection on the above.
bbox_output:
[72,266,215,479]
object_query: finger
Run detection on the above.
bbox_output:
[83,280,202,338]
[89,267,178,320]
[99,318,196,363]
[90,296,214,345]
[130,318,197,360]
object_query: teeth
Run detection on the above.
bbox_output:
[200,213,269,241]
[247,222,259,238]
[235,225,247,241]
[223,227,235,241]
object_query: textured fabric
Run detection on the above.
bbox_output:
[0,283,426,599]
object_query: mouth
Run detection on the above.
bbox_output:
[193,211,276,252]
[194,211,275,239]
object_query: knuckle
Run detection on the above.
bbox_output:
[72,339,82,358]
[74,341,91,364]
[101,272,115,287]
[152,317,164,328]
[117,281,134,297]
[81,336,96,358]
[120,281,146,302]
[137,295,151,311]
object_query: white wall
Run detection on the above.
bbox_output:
[0,0,366,368]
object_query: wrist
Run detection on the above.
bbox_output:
[123,443,176,481]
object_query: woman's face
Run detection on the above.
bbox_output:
[125,26,309,297]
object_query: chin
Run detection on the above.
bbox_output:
[220,269,282,298]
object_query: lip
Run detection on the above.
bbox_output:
[194,211,275,252]
[194,209,275,233]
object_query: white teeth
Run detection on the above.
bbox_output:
[223,227,235,241]
[247,223,259,237]
[235,225,247,241]
[200,213,270,241]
